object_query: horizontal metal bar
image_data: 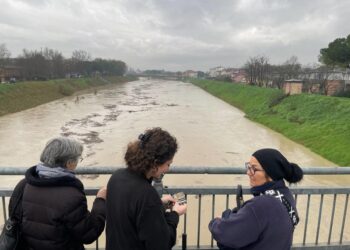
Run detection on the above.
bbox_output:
[2,186,350,197]
[0,166,350,175]
[164,186,350,195]
[171,243,350,250]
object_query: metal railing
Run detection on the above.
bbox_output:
[1,166,350,250]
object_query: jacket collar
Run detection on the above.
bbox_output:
[250,179,286,196]
[25,166,84,191]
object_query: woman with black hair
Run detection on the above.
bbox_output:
[209,148,303,250]
[106,127,187,250]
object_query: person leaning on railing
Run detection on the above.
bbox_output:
[209,148,303,250]
[9,137,107,250]
[106,127,187,250]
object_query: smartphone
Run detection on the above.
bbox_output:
[173,192,187,205]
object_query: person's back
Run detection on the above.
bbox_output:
[107,168,170,249]
[239,189,294,250]
[9,137,106,250]
[14,166,106,250]
[106,128,187,250]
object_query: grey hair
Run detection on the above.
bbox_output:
[40,137,83,168]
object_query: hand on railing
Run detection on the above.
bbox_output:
[96,186,107,200]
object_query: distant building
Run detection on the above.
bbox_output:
[183,70,198,78]
[283,79,303,95]
[231,69,247,83]
[309,83,320,94]
[0,66,22,83]
[208,66,225,78]
[326,80,345,96]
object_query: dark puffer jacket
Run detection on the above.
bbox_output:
[9,166,106,250]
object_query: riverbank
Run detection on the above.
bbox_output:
[191,79,350,166]
[0,76,137,117]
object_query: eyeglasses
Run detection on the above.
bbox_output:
[245,162,264,175]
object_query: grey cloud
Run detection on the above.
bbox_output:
[0,0,349,71]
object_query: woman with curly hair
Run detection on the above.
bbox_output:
[106,127,187,250]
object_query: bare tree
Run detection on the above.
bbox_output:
[18,49,48,80]
[0,43,11,67]
[244,55,271,87]
[315,65,335,95]
[70,50,92,75]
[42,47,65,78]
[283,56,301,79]
[270,56,301,89]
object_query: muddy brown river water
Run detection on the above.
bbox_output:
[0,79,348,247]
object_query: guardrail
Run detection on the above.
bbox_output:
[1,166,350,250]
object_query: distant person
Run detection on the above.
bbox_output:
[9,137,106,250]
[106,127,187,250]
[209,148,303,250]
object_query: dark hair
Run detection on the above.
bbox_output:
[124,128,178,175]
[252,148,303,183]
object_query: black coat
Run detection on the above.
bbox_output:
[106,168,179,250]
[9,166,106,250]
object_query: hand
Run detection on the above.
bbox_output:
[96,186,107,200]
[161,194,176,208]
[220,207,238,219]
[221,209,232,219]
[173,202,187,216]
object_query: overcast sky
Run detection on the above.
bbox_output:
[0,0,349,71]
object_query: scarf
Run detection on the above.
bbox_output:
[36,163,76,179]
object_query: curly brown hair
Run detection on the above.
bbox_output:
[124,128,178,175]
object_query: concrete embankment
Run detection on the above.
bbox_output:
[0,76,137,117]
[191,79,350,166]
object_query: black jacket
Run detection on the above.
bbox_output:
[9,166,106,250]
[106,168,179,250]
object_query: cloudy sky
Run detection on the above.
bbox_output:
[0,0,349,71]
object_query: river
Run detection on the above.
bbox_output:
[0,79,347,246]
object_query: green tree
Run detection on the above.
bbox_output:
[319,34,350,68]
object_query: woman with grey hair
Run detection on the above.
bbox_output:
[9,136,106,250]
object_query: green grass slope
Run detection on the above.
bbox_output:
[0,76,136,117]
[191,79,350,166]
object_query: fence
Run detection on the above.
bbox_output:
[1,166,350,250]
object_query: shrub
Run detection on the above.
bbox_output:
[58,84,74,96]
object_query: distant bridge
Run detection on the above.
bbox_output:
[132,74,183,80]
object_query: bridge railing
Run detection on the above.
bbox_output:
[1,166,350,250]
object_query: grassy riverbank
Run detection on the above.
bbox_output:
[0,76,137,117]
[191,79,350,166]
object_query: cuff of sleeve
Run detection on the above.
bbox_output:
[92,197,106,217]
[165,211,180,226]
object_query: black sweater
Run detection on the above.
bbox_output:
[106,168,179,250]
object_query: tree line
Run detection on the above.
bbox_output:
[0,44,127,80]
[244,34,350,96]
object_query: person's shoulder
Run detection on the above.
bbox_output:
[110,168,129,179]
[248,194,281,209]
